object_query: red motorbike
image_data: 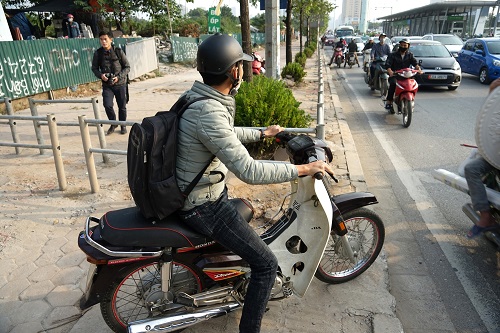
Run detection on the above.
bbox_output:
[332,47,345,67]
[389,68,421,128]
[252,52,265,75]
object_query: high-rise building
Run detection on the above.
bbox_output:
[341,0,362,27]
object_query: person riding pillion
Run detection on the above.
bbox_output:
[175,33,333,333]
[384,39,422,110]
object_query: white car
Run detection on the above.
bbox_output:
[344,36,365,55]
[422,34,464,57]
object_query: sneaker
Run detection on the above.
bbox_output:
[106,125,117,135]
[384,103,393,110]
[120,126,127,135]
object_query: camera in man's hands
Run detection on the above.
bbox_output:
[104,73,115,84]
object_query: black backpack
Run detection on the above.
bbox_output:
[127,96,211,221]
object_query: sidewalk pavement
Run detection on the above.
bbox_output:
[0,43,404,333]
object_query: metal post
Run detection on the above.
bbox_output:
[494,1,500,37]
[265,0,280,79]
[91,97,109,163]
[4,97,20,154]
[46,114,67,191]
[28,98,45,155]
[78,115,99,193]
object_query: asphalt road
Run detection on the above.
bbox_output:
[326,48,500,333]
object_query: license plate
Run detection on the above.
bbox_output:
[428,74,447,79]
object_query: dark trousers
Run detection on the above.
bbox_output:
[178,188,278,333]
[102,84,127,121]
[387,76,397,102]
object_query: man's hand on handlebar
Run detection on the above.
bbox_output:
[296,160,334,178]
[261,125,284,138]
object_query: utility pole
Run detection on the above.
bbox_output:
[494,0,500,36]
[265,0,280,79]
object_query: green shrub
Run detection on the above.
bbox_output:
[294,52,306,67]
[304,47,313,58]
[281,62,306,83]
[235,75,312,158]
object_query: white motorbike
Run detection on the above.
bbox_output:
[363,49,371,72]
[78,133,386,333]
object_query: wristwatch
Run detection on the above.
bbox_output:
[260,129,266,139]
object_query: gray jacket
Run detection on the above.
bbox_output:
[177,80,299,211]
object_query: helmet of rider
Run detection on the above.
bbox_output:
[399,38,410,45]
[339,38,344,41]
[197,33,253,75]
[67,14,74,19]
[379,33,387,39]
[369,37,374,41]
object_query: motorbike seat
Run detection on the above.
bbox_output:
[99,198,254,248]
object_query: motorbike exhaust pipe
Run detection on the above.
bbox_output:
[127,302,241,333]
[462,203,479,224]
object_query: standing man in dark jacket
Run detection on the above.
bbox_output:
[385,39,421,111]
[91,31,130,135]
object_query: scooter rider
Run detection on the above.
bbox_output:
[345,38,360,67]
[176,33,334,333]
[327,38,347,65]
[385,39,421,111]
[369,33,391,83]
[362,37,375,51]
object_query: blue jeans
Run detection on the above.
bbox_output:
[102,84,127,121]
[464,156,495,212]
[177,188,278,333]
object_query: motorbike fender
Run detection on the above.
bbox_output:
[380,72,389,80]
[267,177,332,297]
[332,192,378,214]
[79,258,158,309]
[400,91,415,101]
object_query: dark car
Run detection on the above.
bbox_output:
[457,38,500,84]
[408,40,461,90]
[322,34,336,47]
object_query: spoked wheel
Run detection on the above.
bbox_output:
[315,208,385,284]
[401,98,413,128]
[101,261,203,333]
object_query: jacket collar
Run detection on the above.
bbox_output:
[191,80,236,111]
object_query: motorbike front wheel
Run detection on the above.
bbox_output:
[379,78,388,99]
[315,208,385,284]
[402,98,413,128]
[100,261,203,333]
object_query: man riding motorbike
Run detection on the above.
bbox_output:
[369,33,391,84]
[176,33,333,333]
[345,38,360,68]
[362,37,375,52]
[327,38,347,66]
[464,77,500,238]
[384,39,421,111]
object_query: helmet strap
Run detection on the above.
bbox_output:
[226,65,241,96]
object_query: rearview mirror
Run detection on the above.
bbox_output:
[475,49,485,56]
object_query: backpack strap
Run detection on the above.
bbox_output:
[174,96,214,197]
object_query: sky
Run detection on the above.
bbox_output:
[182,0,433,19]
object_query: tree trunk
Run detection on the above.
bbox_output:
[285,0,293,64]
[240,0,253,82]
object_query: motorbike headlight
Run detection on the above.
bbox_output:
[452,62,461,70]
[493,59,500,67]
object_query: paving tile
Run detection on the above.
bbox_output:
[36,249,64,267]
[51,266,84,286]
[8,261,37,281]
[9,321,45,333]
[56,250,86,268]
[19,279,55,301]
[47,285,84,307]
[42,237,69,254]
[43,305,81,331]
[0,277,29,300]
[29,264,61,283]
[8,299,51,325]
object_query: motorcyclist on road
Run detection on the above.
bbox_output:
[384,39,421,111]
[362,37,375,51]
[327,38,347,65]
[345,38,360,67]
[463,78,500,238]
[369,33,391,83]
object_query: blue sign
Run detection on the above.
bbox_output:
[260,0,287,10]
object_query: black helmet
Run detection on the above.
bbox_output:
[197,33,253,75]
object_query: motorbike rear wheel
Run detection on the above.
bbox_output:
[336,57,342,67]
[402,98,413,128]
[315,208,385,284]
[101,261,203,333]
